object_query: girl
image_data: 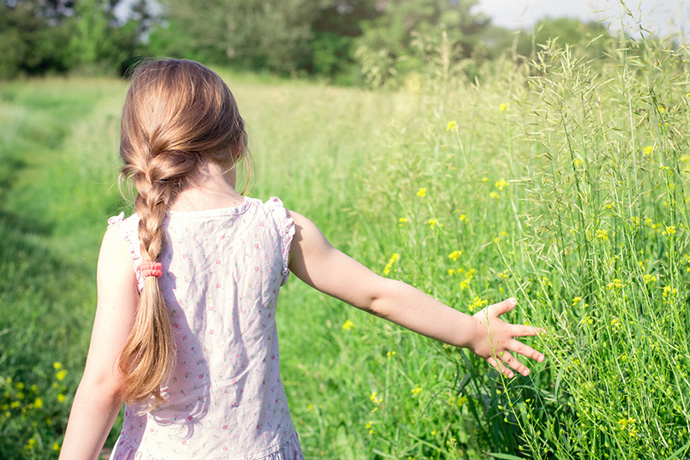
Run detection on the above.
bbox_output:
[59,59,544,460]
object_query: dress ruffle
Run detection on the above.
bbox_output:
[265,197,295,286]
[108,212,145,292]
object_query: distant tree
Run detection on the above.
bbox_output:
[151,0,331,74]
[516,17,615,59]
[353,0,491,87]
[308,0,381,81]
[0,0,149,78]
[0,1,73,78]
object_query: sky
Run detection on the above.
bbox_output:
[473,0,689,40]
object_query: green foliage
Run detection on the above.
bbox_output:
[0,1,72,78]
[354,0,491,87]
[3,35,689,459]
[153,0,329,73]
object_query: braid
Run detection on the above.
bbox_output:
[117,59,248,410]
[119,150,196,408]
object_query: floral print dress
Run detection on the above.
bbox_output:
[107,197,303,460]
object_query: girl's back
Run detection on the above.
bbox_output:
[109,197,301,458]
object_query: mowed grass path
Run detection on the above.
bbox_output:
[2,42,690,459]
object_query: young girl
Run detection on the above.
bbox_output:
[59,59,544,460]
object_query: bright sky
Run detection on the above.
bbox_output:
[473,0,689,40]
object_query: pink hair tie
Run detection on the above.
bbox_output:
[138,261,163,278]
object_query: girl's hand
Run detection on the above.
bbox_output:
[469,298,545,378]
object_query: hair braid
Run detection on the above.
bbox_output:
[117,59,248,410]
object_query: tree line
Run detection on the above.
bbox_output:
[1,0,620,85]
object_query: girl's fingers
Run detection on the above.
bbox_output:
[486,356,512,378]
[491,297,517,316]
[511,323,543,338]
[510,340,545,363]
[500,350,531,377]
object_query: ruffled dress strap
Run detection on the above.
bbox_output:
[264,197,295,285]
[108,212,145,292]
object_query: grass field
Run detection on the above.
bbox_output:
[1,38,690,459]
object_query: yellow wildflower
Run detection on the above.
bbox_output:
[596,229,609,241]
[458,214,468,223]
[33,398,43,409]
[53,362,63,370]
[383,253,399,276]
[53,442,61,451]
[644,274,656,284]
[448,250,462,262]
[57,394,66,403]
[468,296,488,313]
[398,217,408,226]
[499,103,509,113]
[643,145,653,155]
[663,226,676,236]
[495,179,509,191]
[411,387,422,395]
[490,191,500,199]
[342,320,354,331]
[386,350,396,358]
[416,188,427,197]
[446,120,457,132]
[426,218,443,229]
[56,370,67,381]
[607,279,625,290]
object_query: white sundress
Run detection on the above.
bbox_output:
[107,197,304,460]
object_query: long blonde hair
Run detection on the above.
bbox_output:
[118,59,247,407]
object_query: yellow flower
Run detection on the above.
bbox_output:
[458,214,468,223]
[643,145,653,155]
[398,217,408,226]
[572,296,582,305]
[596,229,609,241]
[644,274,656,284]
[499,103,509,113]
[386,350,396,358]
[306,404,314,411]
[610,318,621,331]
[33,398,43,409]
[342,320,354,331]
[607,279,625,290]
[370,392,382,404]
[416,188,427,197]
[490,191,500,199]
[57,394,66,403]
[53,362,63,370]
[53,443,61,451]
[495,178,509,191]
[383,253,399,276]
[426,218,443,229]
[411,387,422,395]
[468,296,488,312]
[658,104,666,114]
[663,225,676,236]
[448,250,462,262]
[446,120,457,131]
[56,370,67,381]
[16,382,24,390]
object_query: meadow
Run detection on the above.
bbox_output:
[1,37,689,459]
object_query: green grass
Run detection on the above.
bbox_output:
[1,38,689,459]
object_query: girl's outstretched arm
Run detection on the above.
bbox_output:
[59,225,138,459]
[287,211,544,378]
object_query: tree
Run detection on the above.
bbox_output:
[152,0,330,74]
[353,0,491,87]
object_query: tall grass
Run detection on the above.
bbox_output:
[1,36,689,459]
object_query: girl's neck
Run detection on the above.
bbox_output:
[169,162,245,212]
